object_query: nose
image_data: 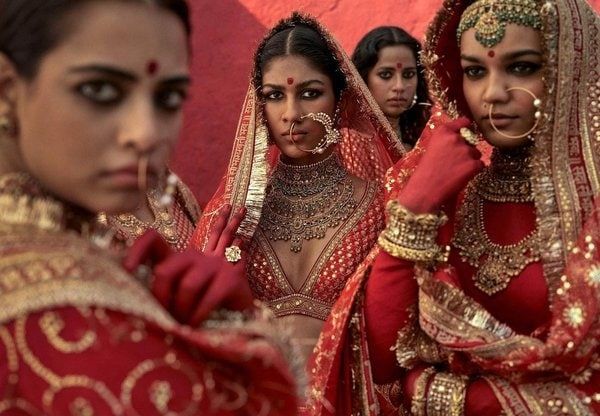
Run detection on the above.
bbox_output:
[281,96,302,124]
[482,72,510,106]
[391,73,405,93]
[116,98,162,154]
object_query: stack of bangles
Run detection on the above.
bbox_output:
[411,367,468,416]
[378,200,449,264]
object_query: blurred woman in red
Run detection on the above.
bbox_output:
[0,1,297,414]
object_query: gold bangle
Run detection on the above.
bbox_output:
[426,372,468,416]
[411,367,436,416]
[378,200,448,264]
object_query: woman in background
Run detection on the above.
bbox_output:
[352,26,431,151]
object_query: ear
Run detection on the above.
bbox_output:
[0,53,18,117]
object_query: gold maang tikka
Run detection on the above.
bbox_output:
[457,0,543,48]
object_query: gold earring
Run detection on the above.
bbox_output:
[159,172,179,208]
[488,86,542,140]
[0,115,14,136]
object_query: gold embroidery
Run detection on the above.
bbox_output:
[39,311,97,354]
[149,380,173,414]
[563,303,585,328]
[69,397,94,416]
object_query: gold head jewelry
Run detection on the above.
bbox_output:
[289,111,341,155]
[489,86,542,139]
[457,0,542,48]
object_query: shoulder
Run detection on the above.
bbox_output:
[0,227,172,329]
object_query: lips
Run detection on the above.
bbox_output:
[102,164,158,188]
[482,113,518,128]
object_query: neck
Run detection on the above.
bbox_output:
[0,137,27,176]
[489,144,533,177]
[272,151,347,197]
[476,145,533,203]
[0,172,94,233]
[280,146,336,166]
[387,116,400,130]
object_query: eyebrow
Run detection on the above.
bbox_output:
[376,65,417,70]
[460,49,542,62]
[262,79,325,89]
[68,64,191,84]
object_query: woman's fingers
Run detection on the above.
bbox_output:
[204,204,232,253]
[151,253,195,308]
[122,230,171,273]
[215,207,247,254]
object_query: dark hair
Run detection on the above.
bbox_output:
[253,13,346,101]
[0,0,191,80]
[352,26,431,146]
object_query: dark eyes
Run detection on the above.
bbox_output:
[377,70,393,80]
[76,81,187,111]
[463,61,542,79]
[262,89,324,100]
[377,70,417,80]
[77,81,121,103]
[155,89,188,111]
[508,62,542,75]
[402,69,417,79]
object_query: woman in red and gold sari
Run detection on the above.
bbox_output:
[0,0,297,414]
[192,13,402,405]
[310,0,600,414]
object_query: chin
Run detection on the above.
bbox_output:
[83,190,142,215]
[483,132,532,149]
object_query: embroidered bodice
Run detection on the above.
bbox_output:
[247,180,384,320]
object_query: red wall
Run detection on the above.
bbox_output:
[173,0,600,206]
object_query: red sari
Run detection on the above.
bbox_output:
[309,0,600,414]
[0,173,298,415]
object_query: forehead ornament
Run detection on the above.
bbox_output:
[457,0,542,48]
[396,63,403,69]
[287,77,294,85]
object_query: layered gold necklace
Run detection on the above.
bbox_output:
[453,147,540,295]
[260,153,357,253]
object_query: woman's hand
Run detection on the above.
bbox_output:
[398,117,483,214]
[124,230,254,327]
[203,204,246,257]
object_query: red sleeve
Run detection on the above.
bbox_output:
[364,251,419,383]
[0,306,297,415]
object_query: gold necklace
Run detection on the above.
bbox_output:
[452,148,540,295]
[260,153,357,253]
[108,190,183,250]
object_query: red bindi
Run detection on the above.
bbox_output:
[488,50,495,58]
[287,77,294,85]
[396,62,403,69]
[146,60,159,75]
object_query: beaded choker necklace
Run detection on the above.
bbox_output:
[260,153,357,253]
